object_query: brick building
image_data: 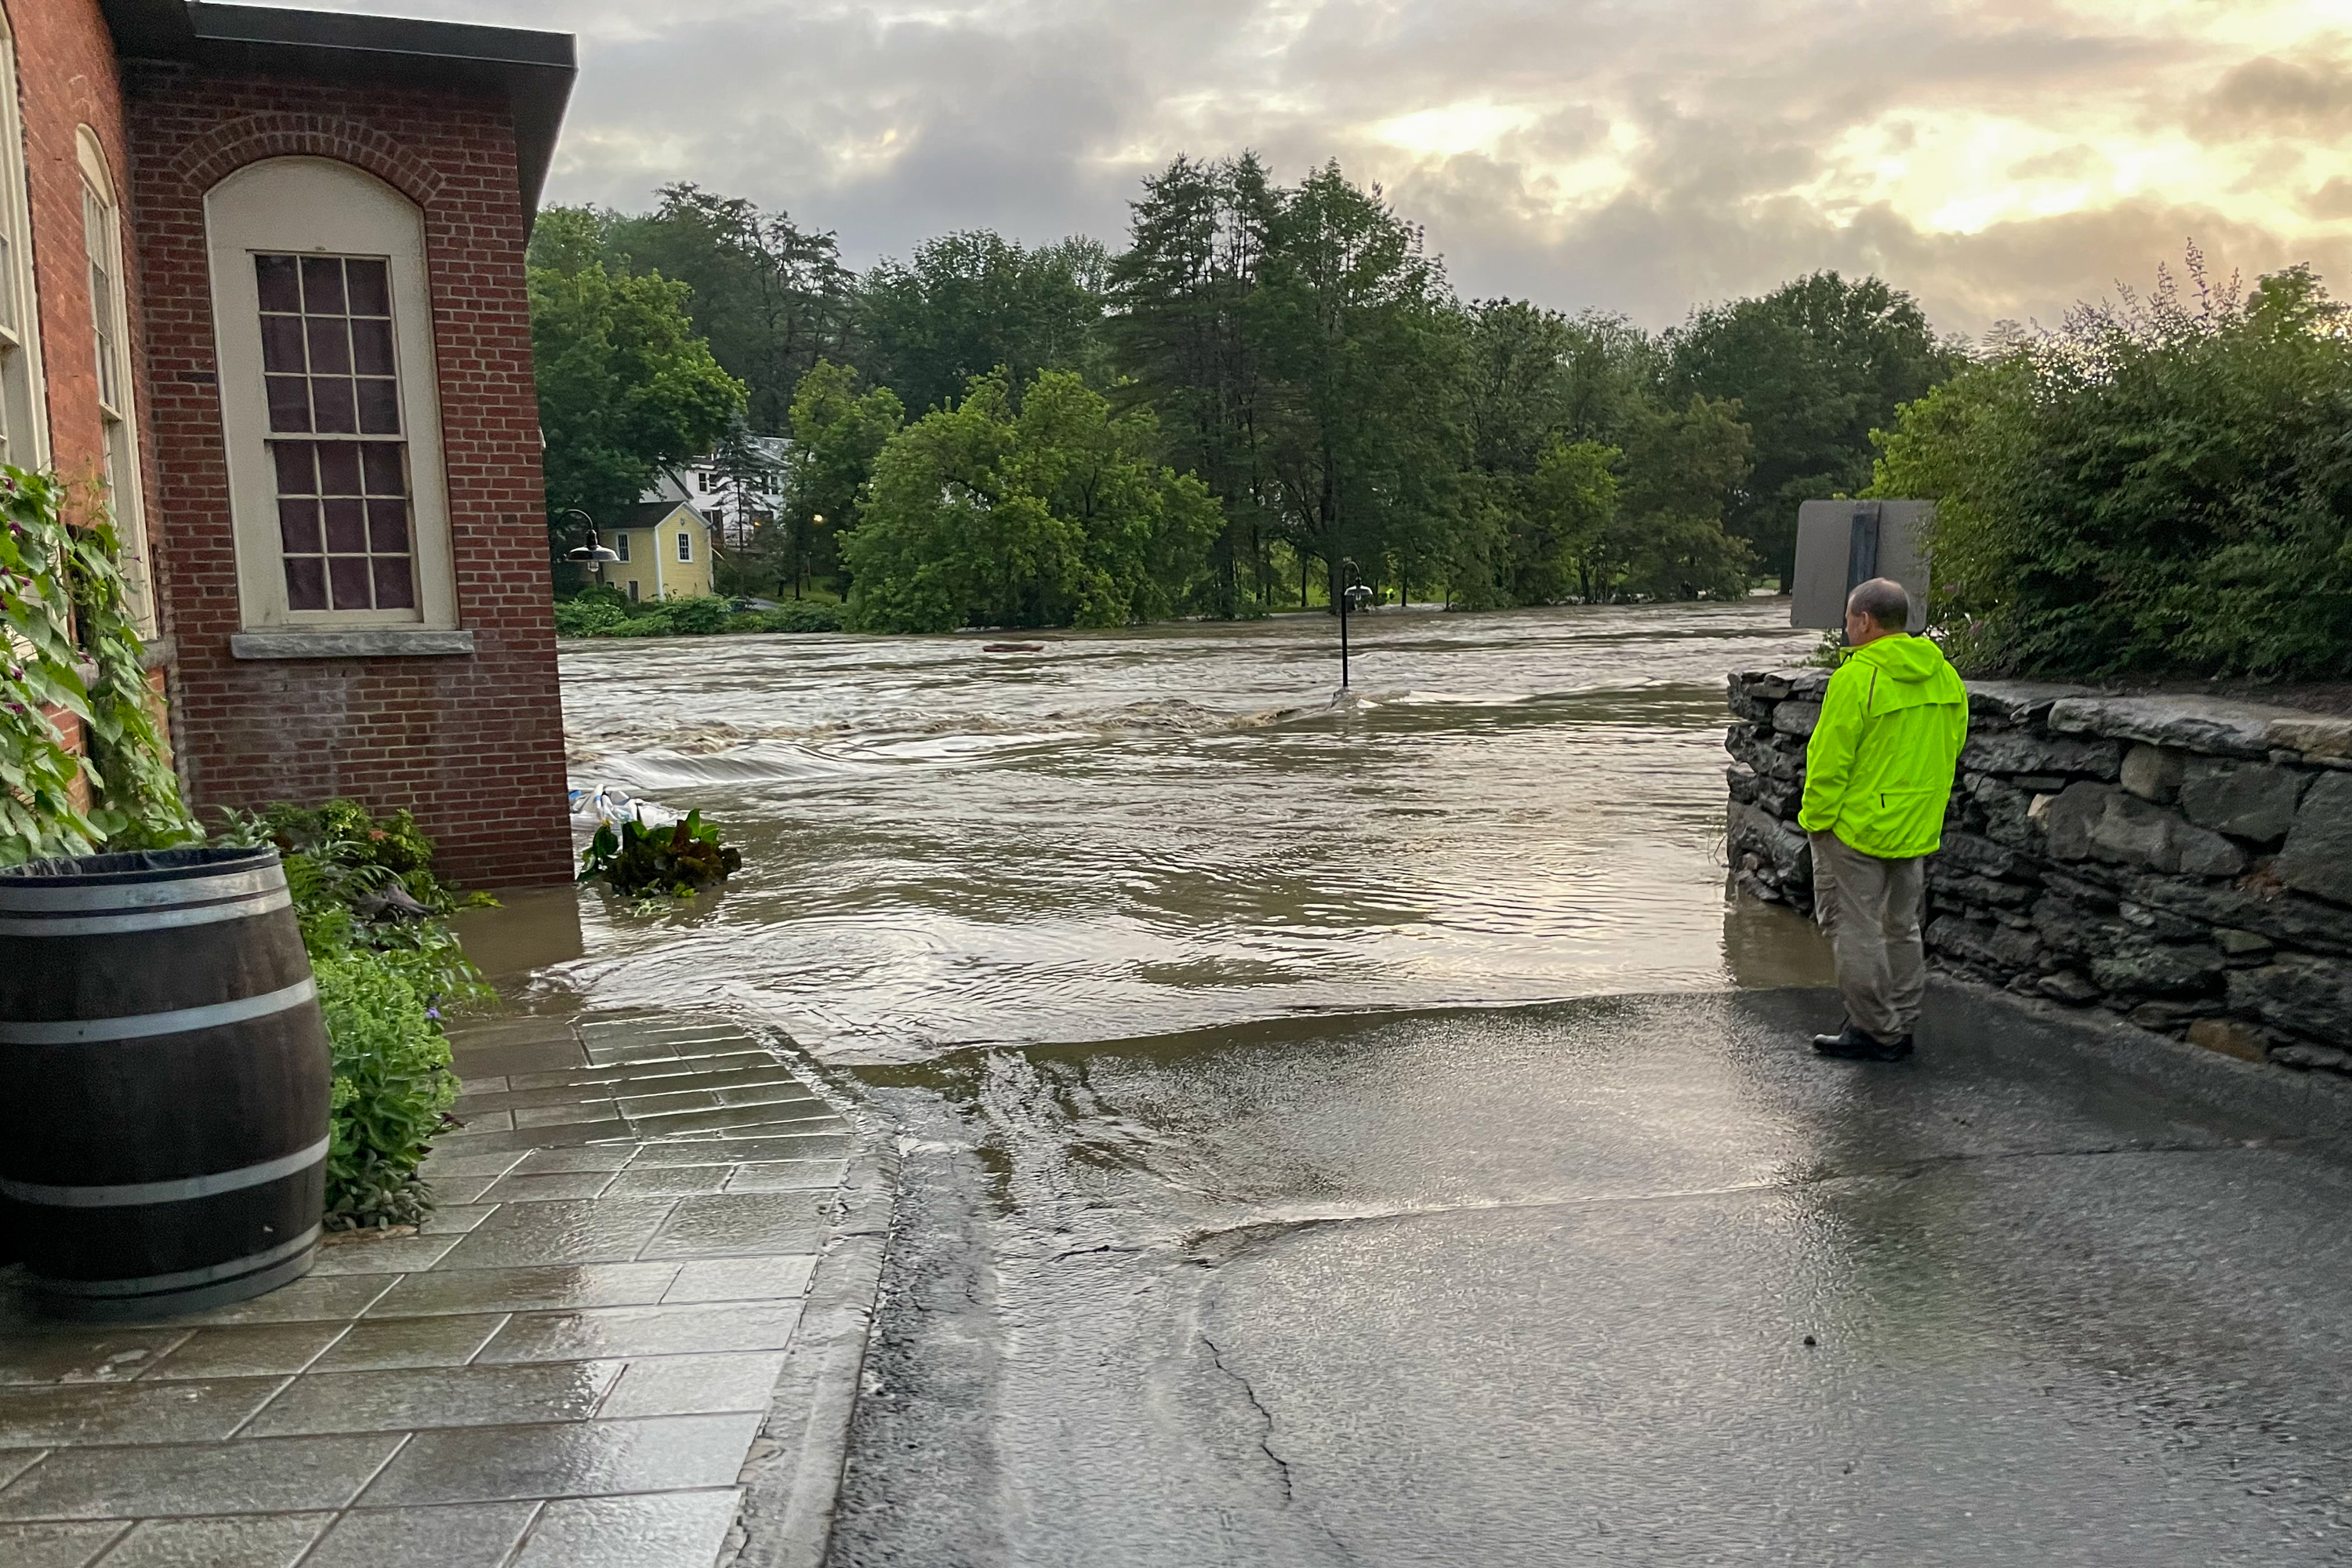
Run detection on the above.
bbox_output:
[10,0,577,885]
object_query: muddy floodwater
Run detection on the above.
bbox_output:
[529,601,1828,1062]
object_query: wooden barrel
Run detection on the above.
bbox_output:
[0,846,330,1319]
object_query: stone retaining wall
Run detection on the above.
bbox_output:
[1726,669,2352,1074]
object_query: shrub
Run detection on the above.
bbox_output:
[554,596,629,637]
[724,601,844,633]
[215,800,492,1226]
[1871,256,2352,681]
[314,947,459,1229]
[579,809,742,897]
[660,594,734,635]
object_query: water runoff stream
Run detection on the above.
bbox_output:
[533,599,1831,1061]
[470,602,2350,1567]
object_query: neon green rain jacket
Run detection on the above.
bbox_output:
[1798,634,1969,859]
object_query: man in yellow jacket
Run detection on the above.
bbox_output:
[1799,578,1968,1062]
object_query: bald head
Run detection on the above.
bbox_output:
[1847,578,1913,635]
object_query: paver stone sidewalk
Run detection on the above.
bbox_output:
[0,1011,884,1568]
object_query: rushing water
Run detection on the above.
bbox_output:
[514,601,1829,1064]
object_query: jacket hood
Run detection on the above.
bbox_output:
[1851,634,1949,683]
[1844,633,1965,714]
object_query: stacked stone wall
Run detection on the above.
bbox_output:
[1727,670,2352,1074]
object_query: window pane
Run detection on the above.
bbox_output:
[257,252,415,619]
[345,259,390,317]
[361,444,404,495]
[316,441,362,495]
[271,441,315,494]
[311,378,357,434]
[277,498,320,554]
[350,318,395,376]
[260,316,307,374]
[255,254,300,312]
[305,316,351,375]
[328,555,372,611]
[323,497,367,553]
[299,256,345,315]
[355,379,400,435]
[266,376,311,432]
[284,555,328,610]
[367,498,408,552]
[370,556,415,609]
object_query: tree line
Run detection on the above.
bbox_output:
[530,160,1962,631]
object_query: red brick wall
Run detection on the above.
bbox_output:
[122,63,573,887]
[9,0,132,493]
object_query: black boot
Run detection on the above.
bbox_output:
[1812,1024,1914,1062]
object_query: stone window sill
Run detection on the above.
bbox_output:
[230,630,475,661]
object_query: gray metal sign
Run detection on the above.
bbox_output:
[1791,499,1931,631]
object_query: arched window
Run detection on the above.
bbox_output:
[205,158,454,630]
[79,130,149,633]
[0,16,46,472]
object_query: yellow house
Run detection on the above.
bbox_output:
[609,500,715,602]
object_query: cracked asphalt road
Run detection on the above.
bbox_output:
[824,985,2352,1566]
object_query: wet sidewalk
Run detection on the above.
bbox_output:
[0,1011,891,1568]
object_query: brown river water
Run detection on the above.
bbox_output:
[478,601,1833,1065]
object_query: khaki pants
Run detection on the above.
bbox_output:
[1810,832,1928,1044]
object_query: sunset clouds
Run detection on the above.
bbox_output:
[314,0,2352,335]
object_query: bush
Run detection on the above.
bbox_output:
[1871,257,2352,681]
[579,809,742,897]
[724,601,844,633]
[314,947,459,1230]
[554,596,629,637]
[215,800,492,1227]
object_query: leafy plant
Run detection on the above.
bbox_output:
[1871,253,2352,681]
[0,470,97,861]
[724,601,844,633]
[214,800,493,1225]
[579,808,742,898]
[65,497,200,850]
[313,947,459,1229]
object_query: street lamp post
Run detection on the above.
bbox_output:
[560,508,618,585]
[1337,557,1374,689]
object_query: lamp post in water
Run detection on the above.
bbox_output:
[1337,557,1374,689]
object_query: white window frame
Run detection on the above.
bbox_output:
[79,132,150,633]
[613,530,629,563]
[205,157,456,630]
[0,16,47,476]
[677,529,691,563]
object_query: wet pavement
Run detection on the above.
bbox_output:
[0,1012,873,1568]
[829,984,2352,1566]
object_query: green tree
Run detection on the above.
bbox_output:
[1667,272,1958,583]
[1872,260,2352,680]
[1109,154,1284,615]
[1520,437,1621,604]
[771,361,906,593]
[602,185,856,432]
[1251,163,1467,608]
[858,232,1109,418]
[529,262,746,555]
[1612,393,1755,601]
[845,369,1220,632]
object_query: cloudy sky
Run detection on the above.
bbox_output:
[315,0,2350,336]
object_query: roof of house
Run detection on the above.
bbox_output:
[100,1,576,212]
[618,500,708,532]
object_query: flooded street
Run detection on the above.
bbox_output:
[499,602,2352,1566]
[548,601,1829,1062]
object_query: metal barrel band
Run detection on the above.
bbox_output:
[31,1225,323,1299]
[0,884,293,938]
[0,862,287,914]
[0,1135,328,1208]
[0,977,318,1045]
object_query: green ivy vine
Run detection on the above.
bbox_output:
[0,466,197,863]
